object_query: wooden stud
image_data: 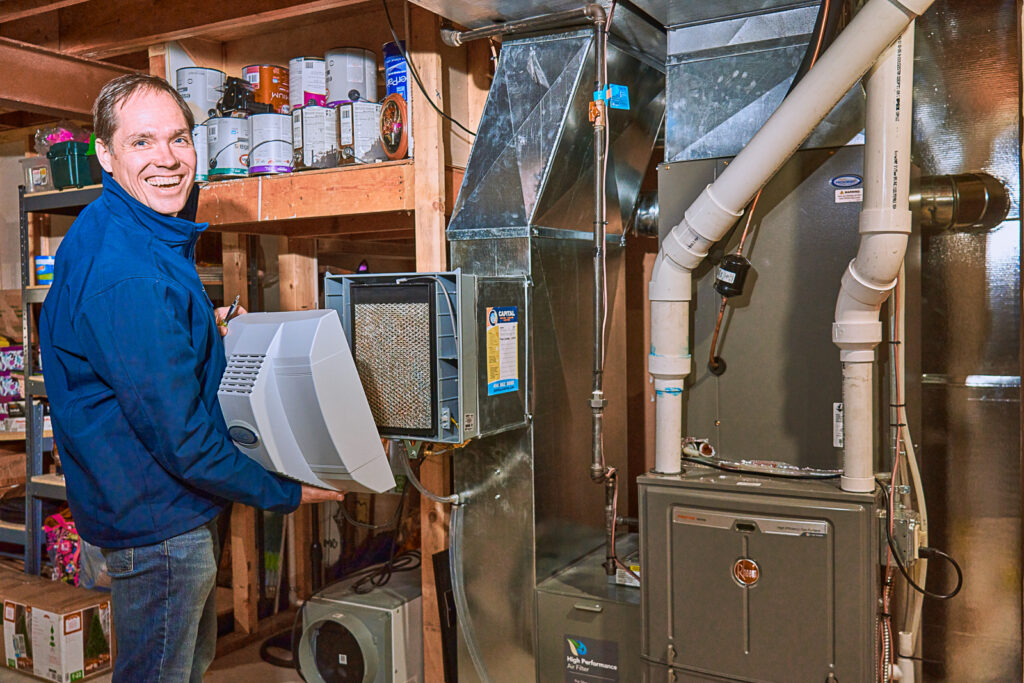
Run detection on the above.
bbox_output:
[229,503,259,634]
[277,237,317,311]
[147,44,166,79]
[408,8,450,682]
[409,5,447,273]
[278,236,318,601]
[221,233,250,310]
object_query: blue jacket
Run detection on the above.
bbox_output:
[40,172,301,549]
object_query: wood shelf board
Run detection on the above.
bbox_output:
[0,431,51,442]
[197,161,414,227]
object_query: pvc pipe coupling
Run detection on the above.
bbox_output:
[660,186,743,273]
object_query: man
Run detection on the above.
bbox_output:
[39,74,343,682]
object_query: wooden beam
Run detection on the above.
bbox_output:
[229,504,259,634]
[51,0,369,59]
[0,0,88,24]
[0,37,135,117]
[318,238,416,258]
[0,111,57,129]
[221,233,250,310]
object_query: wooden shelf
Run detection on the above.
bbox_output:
[0,431,51,442]
[197,161,414,228]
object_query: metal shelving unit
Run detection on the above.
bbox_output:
[19,184,99,575]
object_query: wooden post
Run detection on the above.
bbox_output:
[409,6,447,272]
[278,236,318,601]
[230,503,259,633]
[223,232,258,632]
[409,7,449,683]
[221,232,250,310]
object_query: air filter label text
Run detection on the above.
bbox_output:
[486,306,519,395]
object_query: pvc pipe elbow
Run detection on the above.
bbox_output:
[649,252,692,302]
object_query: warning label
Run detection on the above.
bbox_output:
[835,188,863,203]
[486,306,518,396]
[565,635,618,682]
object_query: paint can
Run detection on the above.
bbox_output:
[176,67,225,122]
[337,101,386,164]
[325,48,377,104]
[192,124,209,182]
[242,64,290,113]
[206,117,249,178]
[289,57,327,109]
[291,105,339,170]
[248,113,293,175]
[382,41,408,101]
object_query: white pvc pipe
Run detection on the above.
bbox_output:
[834,24,915,492]
[649,0,933,475]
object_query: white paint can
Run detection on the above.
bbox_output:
[206,117,249,178]
[192,124,209,182]
[289,57,327,109]
[337,101,386,164]
[325,48,377,104]
[248,113,293,175]
[291,105,339,170]
[175,67,225,122]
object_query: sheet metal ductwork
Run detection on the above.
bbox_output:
[447,29,664,238]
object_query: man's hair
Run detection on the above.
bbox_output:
[93,73,194,145]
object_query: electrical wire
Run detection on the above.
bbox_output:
[877,480,963,600]
[380,0,477,137]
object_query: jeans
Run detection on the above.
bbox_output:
[101,517,220,683]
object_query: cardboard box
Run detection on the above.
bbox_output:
[1,573,114,682]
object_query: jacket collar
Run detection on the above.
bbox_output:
[99,170,208,247]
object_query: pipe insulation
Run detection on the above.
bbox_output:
[835,24,916,492]
[649,0,934,475]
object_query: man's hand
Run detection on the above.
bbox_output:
[214,305,248,337]
[300,484,346,504]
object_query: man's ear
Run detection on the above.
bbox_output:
[94,138,114,174]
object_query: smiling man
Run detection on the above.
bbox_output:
[39,74,343,682]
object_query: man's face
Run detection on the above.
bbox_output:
[95,89,196,216]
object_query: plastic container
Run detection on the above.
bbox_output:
[19,157,54,193]
[34,256,54,285]
[46,141,99,189]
